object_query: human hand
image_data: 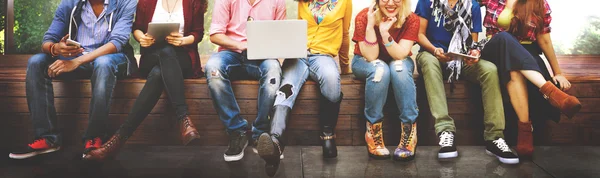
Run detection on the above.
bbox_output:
[464,49,480,66]
[379,16,397,35]
[166,32,186,46]
[434,48,452,62]
[47,59,81,78]
[552,74,571,91]
[367,2,379,28]
[139,33,155,47]
[54,34,84,57]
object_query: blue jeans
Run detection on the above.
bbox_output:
[205,50,281,139]
[26,53,128,144]
[274,54,342,108]
[352,55,418,124]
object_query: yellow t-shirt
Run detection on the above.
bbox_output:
[497,8,513,30]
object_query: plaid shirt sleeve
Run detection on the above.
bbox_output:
[542,0,552,34]
[482,0,501,38]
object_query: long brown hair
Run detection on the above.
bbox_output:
[508,0,546,37]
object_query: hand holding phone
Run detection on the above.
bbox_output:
[66,39,81,48]
[55,35,83,57]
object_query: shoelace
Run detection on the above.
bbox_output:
[371,125,384,148]
[28,138,45,147]
[401,124,412,146]
[439,131,454,147]
[493,138,511,152]
[183,119,192,128]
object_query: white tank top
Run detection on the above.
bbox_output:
[152,0,185,34]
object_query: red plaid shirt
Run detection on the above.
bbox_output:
[481,0,552,41]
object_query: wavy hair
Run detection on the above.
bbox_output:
[375,0,412,28]
[508,0,546,37]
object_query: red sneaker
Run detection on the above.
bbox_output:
[85,137,103,149]
[9,138,61,159]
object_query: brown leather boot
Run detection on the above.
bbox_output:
[540,81,582,119]
[516,121,534,159]
[180,116,201,146]
[82,133,126,161]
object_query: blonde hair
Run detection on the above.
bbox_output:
[375,0,412,28]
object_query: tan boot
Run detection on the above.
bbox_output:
[365,121,389,159]
[394,122,417,161]
[516,121,534,159]
[539,81,582,119]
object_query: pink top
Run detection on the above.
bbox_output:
[209,0,287,52]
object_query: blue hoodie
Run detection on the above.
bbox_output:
[42,0,137,52]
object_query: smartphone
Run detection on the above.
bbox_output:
[66,39,81,48]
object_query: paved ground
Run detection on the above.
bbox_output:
[1,146,598,178]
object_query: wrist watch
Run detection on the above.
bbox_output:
[384,36,394,47]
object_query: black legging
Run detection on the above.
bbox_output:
[117,45,192,137]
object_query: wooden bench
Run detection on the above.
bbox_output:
[0,54,599,149]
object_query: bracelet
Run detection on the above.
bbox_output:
[384,40,394,47]
[364,37,378,46]
[49,43,58,57]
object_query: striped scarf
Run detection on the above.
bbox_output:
[431,0,473,82]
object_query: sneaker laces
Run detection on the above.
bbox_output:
[493,138,511,152]
[439,131,454,147]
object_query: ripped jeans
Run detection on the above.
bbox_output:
[205,50,281,140]
[351,55,418,124]
[274,54,342,109]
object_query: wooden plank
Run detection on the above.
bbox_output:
[0,97,364,115]
[0,80,365,99]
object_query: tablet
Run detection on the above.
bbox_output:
[445,51,480,59]
[147,22,180,42]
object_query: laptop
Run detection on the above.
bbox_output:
[246,20,308,60]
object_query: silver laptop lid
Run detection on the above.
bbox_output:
[246,20,308,60]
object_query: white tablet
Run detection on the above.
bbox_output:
[446,51,480,59]
[147,22,180,42]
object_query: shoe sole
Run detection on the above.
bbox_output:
[486,150,520,164]
[257,134,281,162]
[257,134,282,176]
[438,151,458,159]
[565,104,582,119]
[223,141,248,162]
[253,145,284,159]
[182,132,201,146]
[367,151,390,160]
[9,147,61,159]
[393,149,417,161]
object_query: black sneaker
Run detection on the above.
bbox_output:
[224,130,248,162]
[486,138,519,164]
[438,131,458,159]
[9,138,61,159]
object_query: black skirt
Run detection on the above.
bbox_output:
[481,31,560,123]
